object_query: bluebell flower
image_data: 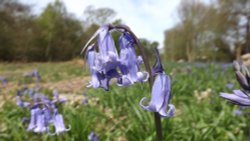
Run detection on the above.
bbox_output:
[27,106,39,131]
[88,131,99,141]
[23,69,41,83]
[49,110,70,135]
[140,73,175,117]
[117,32,148,86]
[226,82,234,89]
[34,108,48,133]
[140,48,175,117]
[0,75,7,86]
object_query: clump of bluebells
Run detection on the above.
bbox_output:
[82,24,175,140]
[220,61,250,106]
[83,24,148,90]
[16,87,70,135]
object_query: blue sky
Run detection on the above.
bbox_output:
[19,0,181,48]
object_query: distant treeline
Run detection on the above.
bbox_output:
[164,0,250,62]
[2,0,246,62]
[0,0,158,62]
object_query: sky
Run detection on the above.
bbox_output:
[19,0,181,48]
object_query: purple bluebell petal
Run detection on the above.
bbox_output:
[53,89,59,97]
[220,92,250,106]
[81,25,110,54]
[159,104,175,117]
[233,90,248,98]
[233,61,240,71]
[98,25,117,57]
[136,71,149,82]
[136,56,143,66]
[235,71,250,90]
[152,48,164,75]
[117,75,133,87]
[43,107,51,125]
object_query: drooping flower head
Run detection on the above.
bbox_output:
[220,61,250,106]
[140,48,175,117]
[82,24,148,90]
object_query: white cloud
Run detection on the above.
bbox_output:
[19,0,181,48]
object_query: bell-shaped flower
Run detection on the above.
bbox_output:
[140,73,175,117]
[49,110,70,135]
[27,106,39,131]
[86,44,120,90]
[34,108,48,133]
[220,90,250,106]
[117,32,148,86]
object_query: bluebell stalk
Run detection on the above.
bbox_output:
[82,24,175,141]
[220,61,250,106]
[16,88,70,135]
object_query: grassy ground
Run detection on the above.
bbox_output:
[0,60,249,141]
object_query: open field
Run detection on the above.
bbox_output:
[0,61,249,141]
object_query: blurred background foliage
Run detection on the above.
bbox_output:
[0,0,250,62]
